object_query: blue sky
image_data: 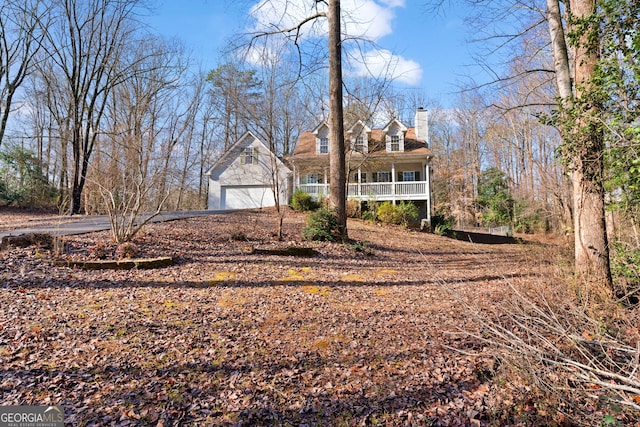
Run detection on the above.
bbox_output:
[147,0,475,107]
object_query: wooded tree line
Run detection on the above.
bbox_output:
[428,71,570,235]
[423,0,638,295]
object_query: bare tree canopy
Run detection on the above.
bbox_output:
[0,0,49,147]
[40,0,148,214]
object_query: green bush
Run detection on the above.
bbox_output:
[360,201,378,222]
[431,213,455,236]
[0,145,58,208]
[302,206,340,241]
[291,189,318,212]
[477,167,513,227]
[376,202,400,224]
[397,201,419,226]
[513,199,547,234]
[610,241,640,298]
[376,201,418,227]
[361,210,376,222]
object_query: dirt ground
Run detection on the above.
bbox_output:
[0,209,564,426]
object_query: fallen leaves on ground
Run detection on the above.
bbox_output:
[1,209,557,426]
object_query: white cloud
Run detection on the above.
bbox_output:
[341,0,395,41]
[249,0,398,42]
[242,41,280,66]
[348,49,422,86]
[249,0,326,38]
[248,0,422,85]
[378,0,406,8]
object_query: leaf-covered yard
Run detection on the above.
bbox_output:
[0,210,558,426]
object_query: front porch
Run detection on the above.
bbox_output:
[295,181,430,203]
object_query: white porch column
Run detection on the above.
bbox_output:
[425,161,431,222]
[357,168,362,197]
[391,162,396,204]
[323,167,328,196]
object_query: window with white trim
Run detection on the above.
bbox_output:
[389,135,400,152]
[352,172,367,183]
[372,172,391,182]
[319,137,329,154]
[241,147,258,164]
[354,135,366,153]
[303,174,319,184]
[398,171,421,182]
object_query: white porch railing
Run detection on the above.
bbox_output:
[296,181,429,201]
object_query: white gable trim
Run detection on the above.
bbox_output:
[312,121,329,135]
[382,118,407,133]
[382,119,408,153]
[206,131,292,210]
[313,122,330,155]
[204,131,290,177]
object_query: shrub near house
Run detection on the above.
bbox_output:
[376,201,419,227]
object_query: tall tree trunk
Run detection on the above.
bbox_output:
[547,0,572,100]
[59,133,69,212]
[199,119,207,209]
[327,0,347,239]
[547,0,612,292]
[569,0,611,291]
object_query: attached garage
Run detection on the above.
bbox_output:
[221,185,275,210]
[205,132,291,211]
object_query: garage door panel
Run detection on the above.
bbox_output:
[222,186,275,209]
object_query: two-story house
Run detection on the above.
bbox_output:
[287,108,433,223]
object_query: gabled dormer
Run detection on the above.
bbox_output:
[312,122,330,155]
[347,120,371,154]
[382,119,408,153]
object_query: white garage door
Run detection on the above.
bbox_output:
[222,185,275,209]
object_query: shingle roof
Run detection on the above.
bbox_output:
[288,127,432,160]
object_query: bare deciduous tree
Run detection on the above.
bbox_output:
[240,0,350,239]
[91,37,194,241]
[42,0,144,215]
[0,0,49,147]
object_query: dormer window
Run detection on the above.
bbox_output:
[347,120,370,154]
[319,137,329,154]
[383,119,407,153]
[389,135,400,152]
[314,122,330,154]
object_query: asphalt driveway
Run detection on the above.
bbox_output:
[0,210,228,238]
